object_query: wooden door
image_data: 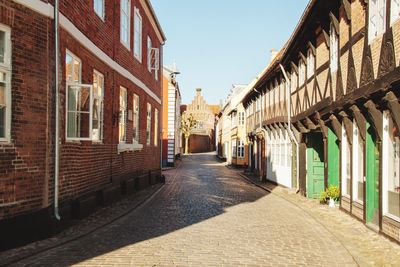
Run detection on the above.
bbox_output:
[328,128,340,187]
[307,132,325,198]
[366,123,379,225]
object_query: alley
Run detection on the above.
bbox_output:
[11,153,357,266]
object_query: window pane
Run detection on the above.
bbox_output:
[68,87,78,111]
[66,54,73,82]
[0,31,5,64]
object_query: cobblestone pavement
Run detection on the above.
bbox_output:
[11,153,366,266]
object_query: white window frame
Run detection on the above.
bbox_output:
[341,123,351,197]
[133,93,140,144]
[119,87,127,143]
[134,7,142,62]
[352,121,364,203]
[94,0,105,20]
[146,102,151,145]
[0,25,11,142]
[65,50,82,84]
[120,0,131,50]
[147,36,152,72]
[92,70,104,141]
[330,23,339,73]
[382,110,400,221]
[154,108,158,146]
[369,0,386,44]
[238,140,245,158]
[306,49,315,79]
[391,0,400,25]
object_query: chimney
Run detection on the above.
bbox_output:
[270,49,278,63]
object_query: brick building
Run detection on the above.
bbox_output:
[0,0,166,249]
[241,0,400,243]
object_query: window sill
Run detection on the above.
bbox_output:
[118,143,143,154]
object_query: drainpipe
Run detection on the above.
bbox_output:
[279,64,300,193]
[54,0,61,220]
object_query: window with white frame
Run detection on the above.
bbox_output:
[154,108,158,146]
[134,7,142,61]
[238,140,245,158]
[391,0,400,25]
[341,124,351,196]
[147,36,152,72]
[299,59,305,86]
[238,112,245,126]
[369,0,386,43]
[94,0,105,19]
[352,123,364,203]
[231,112,237,128]
[291,69,297,92]
[120,0,130,48]
[92,71,104,141]
[0,25,11,141]
[146,103,151,145]
[307,49,315,79]
[66,52,94,140]
[133,93,140,143]
[383,112,400,220]
[232,139,237,158]
[119,87,127,143]
[330,23,339,73]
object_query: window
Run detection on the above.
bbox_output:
[133,94,140,143]
[92,71,104,141]
[146,103,151,145]
[147,37,152,72]
[341,124,351,196]
[391,0,400,25]
[369,0,386,43]
[66,52,93,140]
[0,25,11,141]
[330,23,339,73]
[94,0,105,19]
[119,87,127,143]
[299,59,305,86]
[134,7,142,61]
[238,112,245,126]
[383,111,400,220]
[352,123,364,203]
[154,108,158,146]
[120,0,130,48]
[307,49,315,79]
[238,140,245,158]
[291,70,297,92]
[232,140,237,158]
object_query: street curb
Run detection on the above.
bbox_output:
[1,184,165,266]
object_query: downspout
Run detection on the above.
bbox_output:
[279,64,300,193]
[54,0,61,220]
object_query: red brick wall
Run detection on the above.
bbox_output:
[0,0,163,220]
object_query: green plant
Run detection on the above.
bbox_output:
[320,185,340,203]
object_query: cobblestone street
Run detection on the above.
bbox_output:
[10,153,398,266]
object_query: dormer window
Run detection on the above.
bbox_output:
[306,48,315,79]
[330,23,339,73]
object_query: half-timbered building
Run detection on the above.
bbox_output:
[242,0,400,242]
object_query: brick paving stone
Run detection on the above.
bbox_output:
[6,153,380,266]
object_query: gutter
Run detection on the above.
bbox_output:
[279,64,300,193]
[54,0,61,220]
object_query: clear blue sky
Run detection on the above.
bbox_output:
[151,0,309,104]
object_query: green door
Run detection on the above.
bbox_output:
[307,133,325,198]
[327,128,340,187]
[366,122,379,225]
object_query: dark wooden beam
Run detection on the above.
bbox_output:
[308,41,316,55]
[299,52,307,64]
[322,29,330,48]
[305,117,317,130]
[329,114,342,141]
[349,105,366,141]
[364,100,383,140]
[315,112,328,139]
[291,61,298,74]
[342,0,351,21]
[339,111,353,145]
[297,121,309,133]
[383,91,400,133]
[329,12,339,33]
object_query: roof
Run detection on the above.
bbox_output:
[208,105,221,115]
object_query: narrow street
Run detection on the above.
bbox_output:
[14,153,356,266]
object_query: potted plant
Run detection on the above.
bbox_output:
[320,185,340,207]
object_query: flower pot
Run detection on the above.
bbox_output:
[329,198,335,208]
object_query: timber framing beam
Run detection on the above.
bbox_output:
[329,114,342,141]
[305,117,317,131]
[364,100,383,140]
[349,105,366,141]
[383,91,400,132]
[339,111,353,145]
[297,121,309,134]
[315,112,328,139]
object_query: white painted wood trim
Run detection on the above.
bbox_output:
[13,0,161,104]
